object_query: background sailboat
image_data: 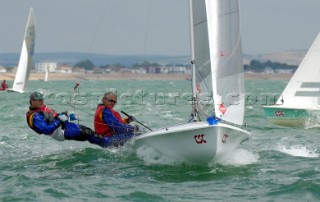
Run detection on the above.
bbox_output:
[44,66,48,82]
[132,0,250,164]
[7,8,35,93]
[264,33,320,128]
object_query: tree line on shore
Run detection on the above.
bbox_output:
[244,60,297,73]
[74,60,187,71]
[74,59,298,73]
[1,58,298,74]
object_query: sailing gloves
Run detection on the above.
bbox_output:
[134,125,141,132]
[69,112,78,121]
[57,111,78,122]
[127,116,136,123]
[57,113,68,122]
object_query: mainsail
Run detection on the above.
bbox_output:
[191,0,245,125]
[11,8,35,93]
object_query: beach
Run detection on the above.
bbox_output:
[0,72,292,81]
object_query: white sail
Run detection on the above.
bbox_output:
[275,33,320,109]
[192,0,245,125]
[44,67,48,82]
[191,0,212,119]
[11,8,35,93]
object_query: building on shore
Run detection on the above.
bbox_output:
[35,62,57,73]
[0,65,7,73]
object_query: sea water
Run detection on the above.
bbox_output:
[0,79,319,201]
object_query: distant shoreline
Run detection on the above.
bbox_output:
[244,73,292,80]
[0,72,292,81]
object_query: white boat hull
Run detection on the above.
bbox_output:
[133,121,250,164]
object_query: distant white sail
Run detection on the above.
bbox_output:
[11,8,36,93]
[276,33,320,109]
[264,33,320,128]
[44,66,48,82]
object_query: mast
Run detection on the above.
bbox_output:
[188,0,199,122]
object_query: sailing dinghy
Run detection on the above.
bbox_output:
[7,8,35,93]
[132,0,250,164]
[264,33,320,128]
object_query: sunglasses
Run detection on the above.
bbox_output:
[106,98,117,104]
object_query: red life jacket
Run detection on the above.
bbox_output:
[26,105,58,130]
[94,104,125,136]
[1,81,8,90]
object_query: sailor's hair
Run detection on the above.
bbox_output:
[102,92,117,101]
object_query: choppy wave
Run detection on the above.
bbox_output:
[276,144,319,158]
[1,80,320,201]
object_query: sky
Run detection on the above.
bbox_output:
[1,0,320,56]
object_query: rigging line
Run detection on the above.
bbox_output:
[72,83,80,112]
[88,0,110,55]
[66,82,80,113]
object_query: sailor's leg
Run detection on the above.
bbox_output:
[63,122,86,141]
[109,133,135,147]
[50,127,65,141]
[84,132,132,148]
[86,135,113,148]
[58,122,132,148]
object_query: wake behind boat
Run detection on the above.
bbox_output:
[264,33,320,128]
[131,0,250,164]
[6,8,35,93]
